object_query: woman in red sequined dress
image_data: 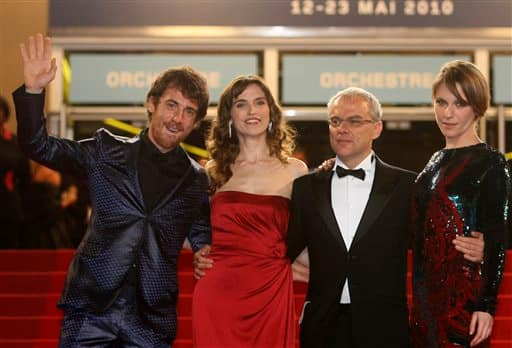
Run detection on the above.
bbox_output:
[411,60,510,348]
[191,76,308,347]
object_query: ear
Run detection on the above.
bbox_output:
[372,120,383,140]
[147,96,156,114]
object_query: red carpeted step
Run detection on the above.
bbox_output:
[178,250,194,269]
[8,270,506,299]
[178,272,195,293]
[172,339,193,348]
[0,249,195,272]
[293,281,308,293]
[491,340,512,348]
[0,294,61,316]
[0,341,506,348]
[294,293,306,315]
[1,249,508,273]
[498,273,511,293]
[0,316,63,339]
[0,338,58,348]
[0,316,192,340]
[0,272,66,294]
[0,250,73,272]
[496,294,512,316]
[0,314,510,343]
[0,338,193,348]
[0,250,74,272]
[0,249,510,345]
[493,317,512,340]
[0,292,311,318]
[0,270,196,294]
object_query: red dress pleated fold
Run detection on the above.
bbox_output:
[192,191,296,348]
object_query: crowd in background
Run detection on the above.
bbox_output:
[0,95,89,249]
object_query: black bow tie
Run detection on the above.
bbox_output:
[335,166,366,180]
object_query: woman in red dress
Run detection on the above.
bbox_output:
[192,75,308,347]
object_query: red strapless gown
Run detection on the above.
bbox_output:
[192,191,296,348]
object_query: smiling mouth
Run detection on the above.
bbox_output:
[165,123,182,133]
[244,117,261,124]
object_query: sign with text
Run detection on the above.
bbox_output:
[492,55,512,105]
[68,53,259,104]
[50,0,512,29]
[281,54,471,105]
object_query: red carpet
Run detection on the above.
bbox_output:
[0,250,510,348]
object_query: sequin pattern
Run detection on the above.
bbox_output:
[411,143,510,348]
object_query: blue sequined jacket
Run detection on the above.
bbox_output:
[13,86,211,342]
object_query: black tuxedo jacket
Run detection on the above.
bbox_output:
[13,86,211,342]
[287,156,416,348]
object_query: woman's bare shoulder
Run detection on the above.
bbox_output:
[286,157,309,179]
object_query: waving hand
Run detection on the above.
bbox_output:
[20,33,57,92]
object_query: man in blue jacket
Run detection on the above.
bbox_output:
[13,33,211,347]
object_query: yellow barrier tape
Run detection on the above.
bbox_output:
[181,143,209,158]
[103,118,209,158]
[62,57,71,102]
[506,152,512,161]
[104,118,143,135]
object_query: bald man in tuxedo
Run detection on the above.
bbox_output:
[287,87,484,348]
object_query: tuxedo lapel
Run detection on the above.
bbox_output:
[351,158,399,246]
[313,170,348,253]
[118,135,145,213]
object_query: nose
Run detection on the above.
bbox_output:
[444,104,454,118]
[171,113,182,122]
[171,107,185,122]
[337,120,350,132]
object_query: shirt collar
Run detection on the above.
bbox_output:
[140,129,181,163]
[333,151,375,174]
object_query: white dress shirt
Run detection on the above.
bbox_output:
[331,152,376,304]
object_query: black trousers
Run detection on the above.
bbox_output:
[325,304,354,348]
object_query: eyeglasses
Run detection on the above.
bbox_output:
[327,117,376,129]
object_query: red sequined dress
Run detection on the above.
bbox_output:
[192,191,296,348]
[411,143,510,348]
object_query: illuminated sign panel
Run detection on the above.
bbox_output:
[281,54,471,105]
[68,53,259,104]
[493,55,512,105]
